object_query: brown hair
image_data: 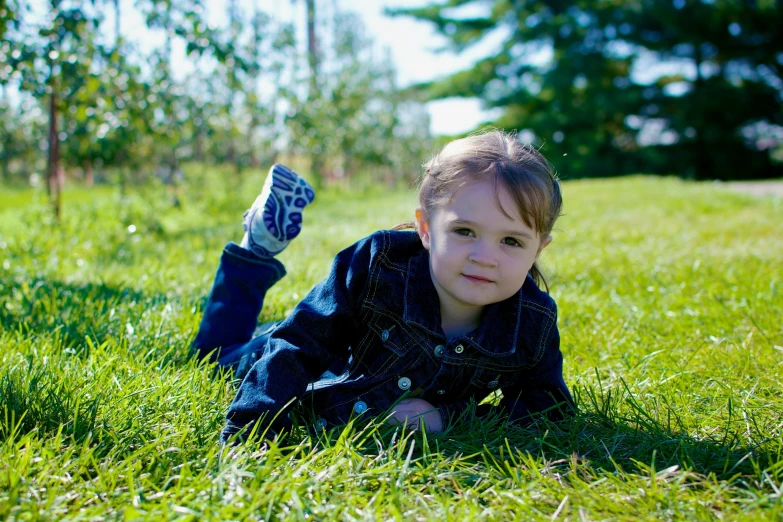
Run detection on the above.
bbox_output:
[394,129,562,291]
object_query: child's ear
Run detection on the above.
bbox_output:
[534,234,553,262]
[415,208,431,250]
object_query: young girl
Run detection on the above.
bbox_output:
[192,130,574,442]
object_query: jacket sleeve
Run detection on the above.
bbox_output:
[500,323,575,424]
[439,320,575,428]
[221,234,377,442]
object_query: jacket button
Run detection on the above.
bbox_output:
[437,389,446,395]
[434,345,445,357]
[381,329,390,342]
[397,377,411,390]
[487,380,499,389]
[454,344,464,354]
[315,418,327,429]
[353,401,368,414]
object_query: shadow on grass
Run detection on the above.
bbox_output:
[0,362,102,444]
[0,276,179,351]
[0,276,216,452]
[532,414,773,480]
[290,398,780,489]
[425,400,780,486]
[0,355,225,468]
[2,370,778,493]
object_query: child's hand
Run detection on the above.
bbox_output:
[387,398,443,433]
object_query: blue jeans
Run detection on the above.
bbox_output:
[191,242,345,380]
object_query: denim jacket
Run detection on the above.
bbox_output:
[222,230,573,441]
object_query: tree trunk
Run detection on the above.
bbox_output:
[192,98,204,163]
[46,0,63,220]
[119,165,127,196]
[0,85,8,184]
[48,89,61,221]
[227,140,235,168]
[306,0,319,83]
[164,30,179,183]
[117,148,127,195]
[225,0,240,177]
[195,131,203,162]
[85,159,94,186]
[306,0,323,185]
[1,140,8,184]
[113,0,120,45]
[248,111,258,168]
[693,43,709,180]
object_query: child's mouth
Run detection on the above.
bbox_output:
[463,274,493,284]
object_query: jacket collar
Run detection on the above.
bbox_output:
[402,249,524,356]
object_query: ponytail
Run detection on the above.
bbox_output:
[528,262,549,293]
[392,221,416,231]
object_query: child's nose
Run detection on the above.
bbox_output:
[468,241,498,267]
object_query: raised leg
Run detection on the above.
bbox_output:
[191,163,315,374]
[190,243,286,365]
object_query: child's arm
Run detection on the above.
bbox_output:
[499,324,575,424]
[221,235,376,442]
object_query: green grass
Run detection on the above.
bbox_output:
[1,172,782,520]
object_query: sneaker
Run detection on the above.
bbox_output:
[241,164,315,257]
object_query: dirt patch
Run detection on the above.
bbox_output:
[722,181,783,197]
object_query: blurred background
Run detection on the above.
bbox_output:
[1,0,782,218]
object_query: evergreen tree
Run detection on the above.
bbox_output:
[390,0,782,180]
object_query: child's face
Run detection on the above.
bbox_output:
[416,179,552,317]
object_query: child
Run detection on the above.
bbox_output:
[191,131,574,442]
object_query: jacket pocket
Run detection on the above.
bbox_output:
[306,350,425,426]
[354,313,418,377]
[469,358,521,392]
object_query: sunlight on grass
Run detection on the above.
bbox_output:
[1,174,782,519]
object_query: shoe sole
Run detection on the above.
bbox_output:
[262,164,316,242]
[244,164,316,256]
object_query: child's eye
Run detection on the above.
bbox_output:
[454,228,474,237]
[502,237,523,247]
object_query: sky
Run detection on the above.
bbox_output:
[106,0,506,136]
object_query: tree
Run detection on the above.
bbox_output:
[0,0,19,41]
[0,88,47,185]
[0,0,433,200]
[7,1,104,218]
[244,6,288,168]
[286,6,432,185]
[620,0,783,179]
[287,0,326,183]
[390,0,783,180]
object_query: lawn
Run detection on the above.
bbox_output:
[1,172,782,520]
